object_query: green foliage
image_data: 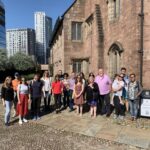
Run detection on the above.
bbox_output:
[0,49,9,71]
[9,52,35,71]
[23,73,35,81]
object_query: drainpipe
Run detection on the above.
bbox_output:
[139,0,144,86]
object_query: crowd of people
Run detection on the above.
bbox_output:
[1,67,143,126]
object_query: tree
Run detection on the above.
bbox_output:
[0,49,9,71]
[9,52,35,71]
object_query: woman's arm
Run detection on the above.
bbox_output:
[17,85,20,104]
[78,84,84,97]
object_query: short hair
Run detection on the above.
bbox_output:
[89,72,95,78]
[130,73,136,77]
[121,67,126,71]
[63,73,69,77]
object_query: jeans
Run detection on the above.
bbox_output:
[69,90,74,110]
[113,96,125,116]
[99,94,110,115]
[63,90,70,107]
[32,97,41,116]
[44,91,51,109]
[129,99,139,118]
[5,101,12,123]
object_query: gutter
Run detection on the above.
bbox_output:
[138,0,144,86]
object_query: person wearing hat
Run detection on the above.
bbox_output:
[12,72,21,117]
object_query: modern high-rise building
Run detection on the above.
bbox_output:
[6,28,35,57]
[34,12,52,64]
[0,0,6,49]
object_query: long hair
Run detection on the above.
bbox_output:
[43,71,50,78]
[2,76,12,88]
[20,77,28,85]
[54,74,60,82]
[75,75,83,84]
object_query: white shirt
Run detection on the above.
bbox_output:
[112,80,124,97]
[42,77,51,92]
[18,84,29,94]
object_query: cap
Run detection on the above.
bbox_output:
[14,72,19,77]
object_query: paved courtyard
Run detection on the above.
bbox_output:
[0,102,150,150]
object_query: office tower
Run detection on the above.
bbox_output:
[0,0,6,49]
[35,12,52,64]
[6,28,35,57]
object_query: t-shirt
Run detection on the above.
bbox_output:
[42,77,51,92]
[12,79,20,91]
[69,78,75,90]
[30,80,43,98]
[52,81,63,94]
[112,80,124,97]
[1,86,14,101]
[95,74,112,95]
[18,84,29,94]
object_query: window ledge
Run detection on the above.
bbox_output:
[71,40,82,43]
[109,17,120,24]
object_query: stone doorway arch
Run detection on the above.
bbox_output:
[108,42,124,79]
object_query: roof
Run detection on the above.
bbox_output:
[49,0,77,47]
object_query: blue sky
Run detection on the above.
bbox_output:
[2,0,74,29]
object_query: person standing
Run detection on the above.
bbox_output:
[30,74,44,120]
[17,77,31,125]
[1,76,14,126]
[58,70,64,81]
[121,67,129,112]
[62,73,70,108]
[42,71,52,112]
[73,75,84,116]
[128,73,142,121]
[52,75,63,114]
[85,75,99,118]
[95,68,112,117]
[68,72,76,112]
[12,72,21,117]
[112,74,125,120]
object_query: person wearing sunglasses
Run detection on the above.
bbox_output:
[17,77,31,125]
[128,73,142,121]
[112,74,125,120]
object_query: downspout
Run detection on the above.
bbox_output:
[139,0,144,86]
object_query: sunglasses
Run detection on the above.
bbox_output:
[130,76,135,78]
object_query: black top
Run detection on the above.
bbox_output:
[30,80,43,98]
[1,86,14,101]
[85,82,99,102]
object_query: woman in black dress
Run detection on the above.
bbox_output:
[86,74,99,118]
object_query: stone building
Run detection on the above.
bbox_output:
[49,0,150,88]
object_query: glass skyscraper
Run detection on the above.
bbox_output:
[0,0,6,49]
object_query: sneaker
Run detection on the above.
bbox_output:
[37,116,41,120]
[113,114,118,119]
[32,116,37,121]
[5,123,9,127]
[23,118,28,123]
[119,115,124,120]
[19,119,23,125]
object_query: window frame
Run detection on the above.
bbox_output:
[71,21,82,41]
